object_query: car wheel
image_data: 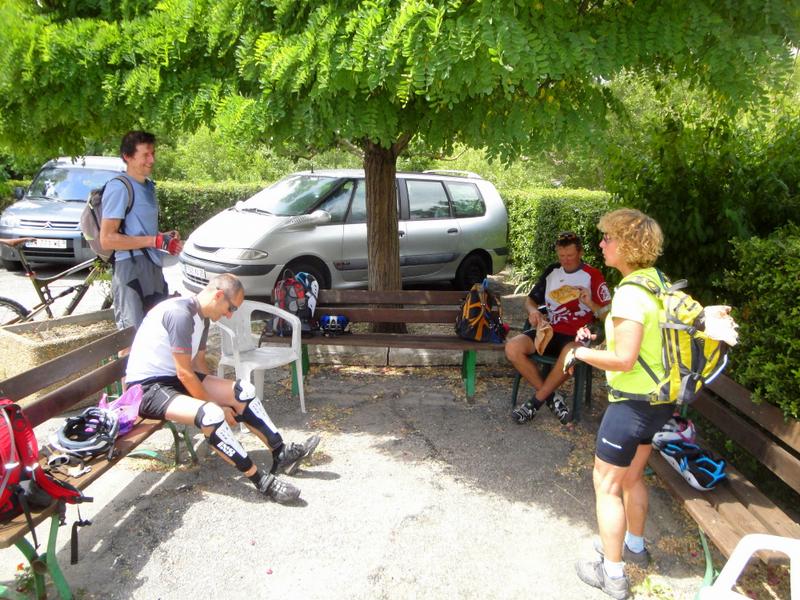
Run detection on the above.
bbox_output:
[1,258,23,272]
[283,260,327,290]
[453,253,488,290]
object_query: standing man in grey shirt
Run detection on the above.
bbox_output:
[100,130,182,330]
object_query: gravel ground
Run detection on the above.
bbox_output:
[1,365,711,600]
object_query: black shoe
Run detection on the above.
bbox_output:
[273,434,321,475]
[592,536,651,567]
[575,560,630,600]
[256,473,301,504]
[512,401,539,424]
[547,392,571,424]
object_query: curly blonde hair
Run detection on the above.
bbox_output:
[598,209,663,269]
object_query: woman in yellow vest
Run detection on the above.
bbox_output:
[569,208,674,600]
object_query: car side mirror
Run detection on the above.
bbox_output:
[13,187,25,200]
[284,209,331,229]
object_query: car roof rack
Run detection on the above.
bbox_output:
[421,170,483,180]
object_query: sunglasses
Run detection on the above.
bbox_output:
[216,288,238,313]
[555,231,581,247]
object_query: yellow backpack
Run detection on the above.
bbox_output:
[617,273,730,405]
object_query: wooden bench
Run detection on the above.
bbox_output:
[297,289,506,400]
[647,374,800,584]
[0,328,196,600]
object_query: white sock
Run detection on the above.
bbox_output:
[603,558,625,579]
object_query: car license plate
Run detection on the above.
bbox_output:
[184,264,207,279]
[26,238,67,249]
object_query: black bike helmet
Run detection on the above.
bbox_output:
[50,407,119,460]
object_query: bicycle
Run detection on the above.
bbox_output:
[0,246,113,327]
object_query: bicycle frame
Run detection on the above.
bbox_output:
[10,247,110,322]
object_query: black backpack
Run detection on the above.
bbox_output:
[455,280,507,343]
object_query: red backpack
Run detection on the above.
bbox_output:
[0,398,89,546]
[270,269,310,337]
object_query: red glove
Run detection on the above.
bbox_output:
[154,232,181,255]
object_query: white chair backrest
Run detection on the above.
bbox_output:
[219,300,263,354]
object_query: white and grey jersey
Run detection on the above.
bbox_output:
[125,296,210,381]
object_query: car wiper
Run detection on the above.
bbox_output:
[26,194,66,202]
[240,207,273,216]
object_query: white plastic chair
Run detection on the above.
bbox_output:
[698,534,800,599]
[214,300,306,413]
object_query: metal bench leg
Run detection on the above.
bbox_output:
[301,345,310,376]
[462,350,477,400]
[696,527,718,596]
[291,362,300,397]
[3,514,73,600]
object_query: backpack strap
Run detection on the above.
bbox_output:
[111,175,136,263]
[615,273,667,392]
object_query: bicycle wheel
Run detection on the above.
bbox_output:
[0,297,29,327]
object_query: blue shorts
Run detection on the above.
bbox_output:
[595,401,675,467]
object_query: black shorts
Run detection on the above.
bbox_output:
[522,330,574,357]
[129,373,207,420]
[595,401,675,467]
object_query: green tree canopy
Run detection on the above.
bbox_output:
[1,0,797,292]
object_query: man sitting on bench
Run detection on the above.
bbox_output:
[507,231,611,424]
[125,272,319,504]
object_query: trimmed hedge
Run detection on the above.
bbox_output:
[723,224,800,420]
[155,181,267,235]
[503,187,614,291]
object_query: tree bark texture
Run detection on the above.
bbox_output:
[363,137,411,333]
[364,140,402,293]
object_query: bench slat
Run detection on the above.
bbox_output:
[318,289,466,305]
[23,359,128,428]
[649,452,743,558]
[693,392,800,494]
[302,333,506,351]
[723,467,800,541]
[315,307,458,324]
[707,376,800,452]
[0,419,164,549]
[0,328,134,403]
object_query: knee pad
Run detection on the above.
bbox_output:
[234,379,256,404]
[195,402,253,472]
[194,402,226,429]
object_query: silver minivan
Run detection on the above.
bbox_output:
[180,169,508,296]
[0,156,126,269]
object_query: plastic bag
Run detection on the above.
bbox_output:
[98,384,143,436]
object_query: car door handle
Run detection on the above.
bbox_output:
[447,228,458,234]
[398,231,406,238]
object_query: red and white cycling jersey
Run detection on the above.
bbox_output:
[529,262,611,336]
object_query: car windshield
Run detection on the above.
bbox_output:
[27,167,122,201]
[241,174,342,216]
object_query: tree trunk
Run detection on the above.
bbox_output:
[363,137,410,333]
